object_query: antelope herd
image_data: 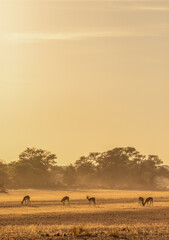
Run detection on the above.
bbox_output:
[20,195,154,207]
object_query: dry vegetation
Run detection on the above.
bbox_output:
[0,189,169,239]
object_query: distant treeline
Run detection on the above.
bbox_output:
[0,147,169,190]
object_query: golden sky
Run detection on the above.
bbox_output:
[0,0,169,164]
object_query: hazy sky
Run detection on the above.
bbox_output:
[0,0,169,165]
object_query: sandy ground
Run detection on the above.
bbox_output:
[0,189,169,239]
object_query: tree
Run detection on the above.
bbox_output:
[19,147,57,169]
[10,147,57,188]
[75,147,168,189]
[0,161,9,191]
[63,164,77,186]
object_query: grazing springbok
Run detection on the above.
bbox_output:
[21,195,31,205]
[144,197,153,206]
[61,196,70,205]
[86,196,96,205]
[138,197,144,206]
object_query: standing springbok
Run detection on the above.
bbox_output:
[61,196,70,205]
[144,197,153,206]
[138,197,144,206]
[86,196,96,205]
[21,195,31,205]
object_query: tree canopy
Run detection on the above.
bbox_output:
[1,146,169,190]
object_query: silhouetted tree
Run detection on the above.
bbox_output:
[19,147,57,168]
[63,164,77,186]
[9,147,57,188]
[0,146,168,190]
[0,161,9,191]
[75,147,168,189]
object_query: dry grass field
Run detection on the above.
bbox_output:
[0,189,169,239]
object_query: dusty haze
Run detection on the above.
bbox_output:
[0,0,169,164]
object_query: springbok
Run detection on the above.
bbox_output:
[138,197,144,206]
[144,197,153,206]
[21,195,31,205]
[61,196,70,205]
[86,196,96,205]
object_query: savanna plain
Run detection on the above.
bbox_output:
[0,189,169,239]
